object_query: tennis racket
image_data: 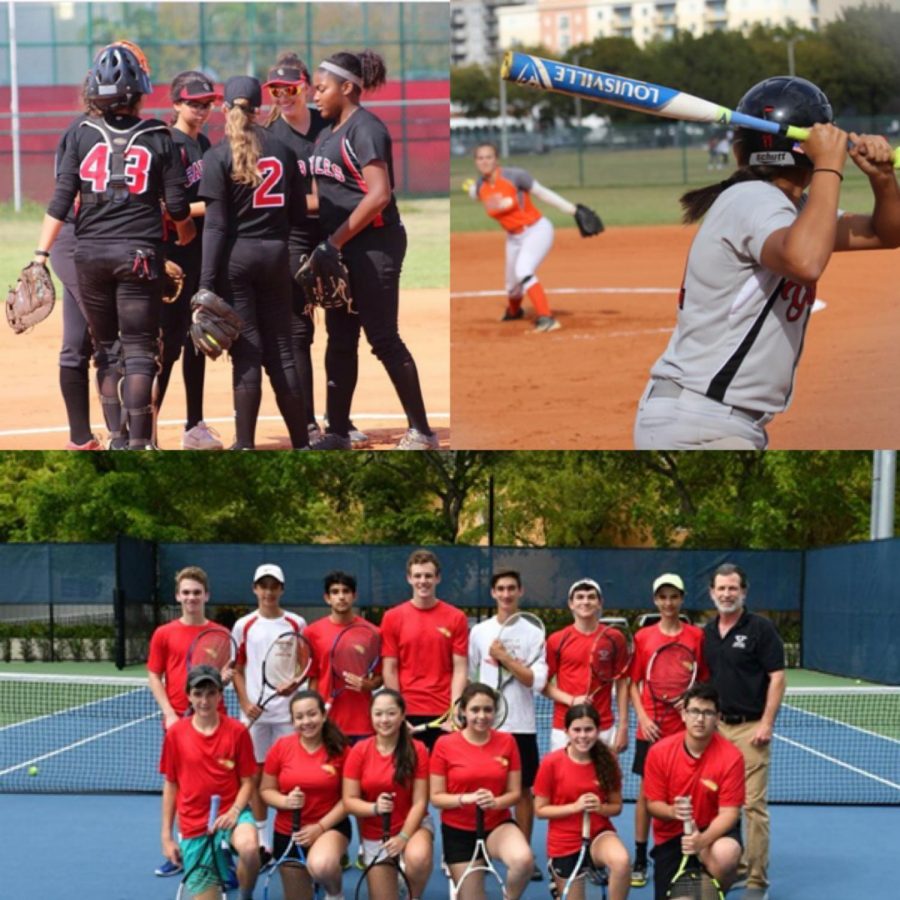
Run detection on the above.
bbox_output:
[248,631,313,729]
[176,794,227,900]
[491,612,546,727]
[666,820,724,900]
[646,642,698,728]
[586,622,633,701]
[263,804,313,900]
[187,627,238,674]
[450,806,507,899]
[327,622,381,710]
[354,812,412,899]
[410,698,463,733]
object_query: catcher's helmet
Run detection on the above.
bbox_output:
[735,76,833,168]
[87,43,152,107]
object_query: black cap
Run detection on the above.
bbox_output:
[174,76,221,102]
[224,75,262,109]
[186,664,223,693]
[264,64,306,88]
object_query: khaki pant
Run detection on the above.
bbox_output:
[720,720,771,889]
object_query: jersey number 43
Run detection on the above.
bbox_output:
[79,143,152,194]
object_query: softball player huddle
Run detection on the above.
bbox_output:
[32,40,438,451]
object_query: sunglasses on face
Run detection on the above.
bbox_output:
[183,100,213,111]
[269,84,300,98]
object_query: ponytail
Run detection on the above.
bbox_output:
[226,100,261,187]
[679,165,788,223]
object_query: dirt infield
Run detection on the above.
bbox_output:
[0,288,449,450]
[451,226,899,449]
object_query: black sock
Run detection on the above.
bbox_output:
[182,339,205,430]
[59,366,92,444]
[274,393,310,449]
[233,387,261,449]
[635,841,648,865]
[324,344,357,436]
[384,359,431,434]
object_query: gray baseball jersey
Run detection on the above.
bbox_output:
[651,181,818,413]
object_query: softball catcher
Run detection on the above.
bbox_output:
[33,41,195,449]
[634,76,900,450]
[309,50,438,450]
[464,142,603,333]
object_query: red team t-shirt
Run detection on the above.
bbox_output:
[429,730,520,832]
[546,625,625,731]
[263,736,348,836]
[643,731,745,845]
[380,600,469,716]
[304,616,380,737]
[344,736,430,840]
[533,748,619,857]
[628,623,709,740]
[160,715,256,838]
[148,619,230,716]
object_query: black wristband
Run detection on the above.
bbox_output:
[34,249,50,257]
[812,168,844,182]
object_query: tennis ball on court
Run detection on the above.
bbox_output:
[27,766,38,776]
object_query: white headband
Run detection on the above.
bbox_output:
[319,60,363,89]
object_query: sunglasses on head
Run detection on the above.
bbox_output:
[269,84,300,98]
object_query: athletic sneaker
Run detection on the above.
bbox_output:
[631,861,648,887]
[500,307,524,321]
[348,422,370,449]
[154,859,182,877]
[533,316,561,333]
[182,421,223,451]
[394,428,439,450]
[107,433,129,450]
[531,863,543,881]
[65,436,103,450]
[311,432,352,451]
[308,422,324,443]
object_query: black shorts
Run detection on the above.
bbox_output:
[549,828,614,878]
[512,733,539,789]
[632,739,651,777]
[651,822,742,900]
[407,715,443,753]
[441,819,519,866]
[272,816,352,857]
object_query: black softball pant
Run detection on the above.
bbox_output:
[50,223,98,444]
[217,237,307,449]
[288,229,319,427]
[323,224,430,436]
[73,239,164,447]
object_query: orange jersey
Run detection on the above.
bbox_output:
[475,166,542,234]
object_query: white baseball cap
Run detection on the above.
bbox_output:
[568,578,603,600]
[253,564,285,585]
[653,573,685,594]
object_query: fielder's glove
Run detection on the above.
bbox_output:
[574,203,604,237]
[188,288,244,360]
[294,241,355,313]
[6,261,56,334]
[162,259,185,304]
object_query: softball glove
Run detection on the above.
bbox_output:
[294,241,355,313]
[574,203,604,237]
[162,259,185,304]
[6,261,56,334]
[188,288,244,360]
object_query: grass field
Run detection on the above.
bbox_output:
[450,146,881,230]
[0,197,449,293]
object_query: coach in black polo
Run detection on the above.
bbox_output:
[703,563,784,900]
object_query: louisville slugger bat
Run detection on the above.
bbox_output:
[501,50,900,169]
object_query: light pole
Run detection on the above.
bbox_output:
[786,35,805,77]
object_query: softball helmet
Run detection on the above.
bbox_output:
[87,42,152,107]
[735,76,833,168]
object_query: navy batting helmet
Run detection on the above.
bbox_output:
[735,76,833,168]
[87,43,152,107]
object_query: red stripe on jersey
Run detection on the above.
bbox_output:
[340,138,383,228]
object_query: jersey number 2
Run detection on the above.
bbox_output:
[79,144,152,194]
[253,157,285,208]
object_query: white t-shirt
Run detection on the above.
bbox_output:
[468,614,548,734]
[651,180,820,413]
[232,610,307,724]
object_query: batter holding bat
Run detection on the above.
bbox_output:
[634,76,900,449]
[463,142,603,332]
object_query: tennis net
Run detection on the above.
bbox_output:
[1,674,898,804]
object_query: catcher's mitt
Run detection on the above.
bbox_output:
[188,288,244,360]
[574,203,604,237]
[6,261,56,334]
[162,259,184,304]
[294,241,355,313]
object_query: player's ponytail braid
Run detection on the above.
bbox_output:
[565,704,622,797]
[356,50,387,91]
[679,166,785,223]
[226,100,262,187]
